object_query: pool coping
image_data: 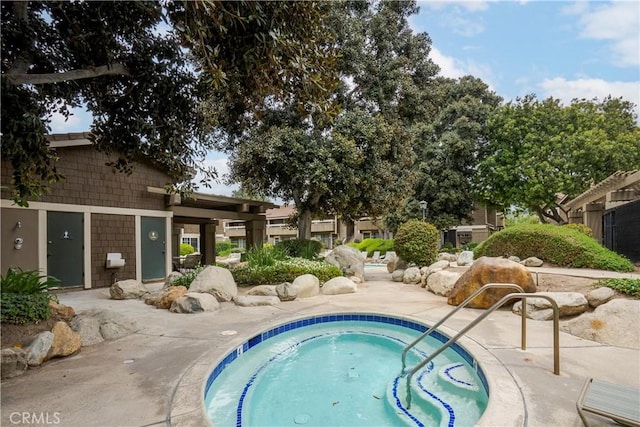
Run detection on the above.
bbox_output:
[170,311,525,427]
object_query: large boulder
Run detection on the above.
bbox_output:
[321,277,357,295]
[520,257,543,267]
[233,295,281,307]
[561,299,640,349]
[24,331,54,366]
[427,270,462,297]
[421,260,451,287]
[1,348,28,379]
[163,271,184,289]
[437,253,458,263]
[170,293,220,313]
[248,285,278,297]
[71,309,140,345]
[512,292,588,320]
[386,252,401,273]
[391,269,405,282]
[456,251,475,266]
[154,286,188,309]
[325,245,365,282]
[403,267,422,284]
[110,279,149,300]
[48,300,75,321]
[47,321,82,359]
[291,274,320,298]
[188,266,238,302]
[276,282,297,301]
[447,256,536,309]
[586,287,615,308]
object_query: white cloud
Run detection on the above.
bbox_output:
[430,47,497,90]
[539,76,640,118]
[445,15,485,37]
[421,1,490,13]
[567,1,639,67]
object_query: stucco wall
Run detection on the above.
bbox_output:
[0,208,39,273]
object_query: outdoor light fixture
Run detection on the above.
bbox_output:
[419,200,428,221]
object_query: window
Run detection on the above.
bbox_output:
[182,235,200,252]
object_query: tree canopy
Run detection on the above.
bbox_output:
[1,0,337,205]
[226,0,439,239]
[474,95,640,223]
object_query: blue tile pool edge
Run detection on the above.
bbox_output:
[203,313,491,399]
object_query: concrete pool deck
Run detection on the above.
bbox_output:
[1,267,638,427]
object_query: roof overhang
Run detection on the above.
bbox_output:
[565,170,640,209]
[147,186,276,222]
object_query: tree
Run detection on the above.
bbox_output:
[225,0,436,239]
[474,95,640,223]
[1,0,337,206]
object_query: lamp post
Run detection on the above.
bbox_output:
[419,200,428,221]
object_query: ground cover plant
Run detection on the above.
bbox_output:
[594,279,640,297]
[232,258,342,286]
[474,224,634,272]
[394,219,439,266]
[0,268,59,324]
[348,238,394,257]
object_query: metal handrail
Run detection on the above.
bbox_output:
[404,292,560,409]
[400,283,526,373]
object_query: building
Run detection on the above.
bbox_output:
[564,170,640,262]
[1,133,274,288]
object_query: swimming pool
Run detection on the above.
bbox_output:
[204,314,489,426]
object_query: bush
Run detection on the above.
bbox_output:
[394,220,439,266]
[461,242,479,252]
[171,266,205,288]
[245,245,288,267]
[563,223,593,238]
[215,241,233,255]
[594,278,640,297]
[0,268,59,324]
[347,238,394,256]
[439,242,455,254]
[180,243,195,256]
[232,258,342,286]
[474,224,634,272]
[275,239,323,260]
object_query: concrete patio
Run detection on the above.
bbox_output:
[1,267,638,427]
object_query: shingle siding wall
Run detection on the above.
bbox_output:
[1,145,171,209]
[91,214,136,288]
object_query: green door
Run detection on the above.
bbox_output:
[47,212,84,287]
[141,217,166,281]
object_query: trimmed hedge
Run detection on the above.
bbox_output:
[474,224,634,272]
[232,258,342,286]
[347,238,394,257]
[394,220,439,266]
[180,243,195,256]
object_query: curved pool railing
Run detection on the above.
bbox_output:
[405,292,560,409]
[401,283,526,374]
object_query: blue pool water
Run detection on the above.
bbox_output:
[204,314,488,426]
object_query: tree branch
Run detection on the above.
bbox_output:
[5,63,131,85]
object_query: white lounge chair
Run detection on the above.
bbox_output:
[372,251,381,263]
[576,378,640,427]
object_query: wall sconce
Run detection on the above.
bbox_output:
[14,237,23,250]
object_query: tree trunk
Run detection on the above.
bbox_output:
[298,210,312,240]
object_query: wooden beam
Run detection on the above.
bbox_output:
[171,206,265,221]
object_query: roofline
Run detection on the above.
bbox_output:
[565,170,640,209]
[46,132,93,148]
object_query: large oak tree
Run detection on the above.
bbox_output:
[1,0,337,205]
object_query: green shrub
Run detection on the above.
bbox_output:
[394,220,439,266]
[594,278,640,297]
[439,242,455,254]
[215,241,233,255]
[1,268,60,294]
[347,238,394,256]
[171,266,206,288]
[180,243,195,256]
[474,224,634,272]
[245,245,288,267]
[1,293,55,324]
[461,242,479,252]
[275,239,323,260]
[563,223,593,238]
[232,258,342,286]
[0,268,59,324]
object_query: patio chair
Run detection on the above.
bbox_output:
[576,378,640,427]
[372,251,381,263]
[180,253,201,273]
[361,251,368,260]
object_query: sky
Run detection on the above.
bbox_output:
[50,0,640,197]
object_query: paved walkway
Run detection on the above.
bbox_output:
[1,268,638,427]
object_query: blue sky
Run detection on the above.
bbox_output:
[50,0,639,196]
